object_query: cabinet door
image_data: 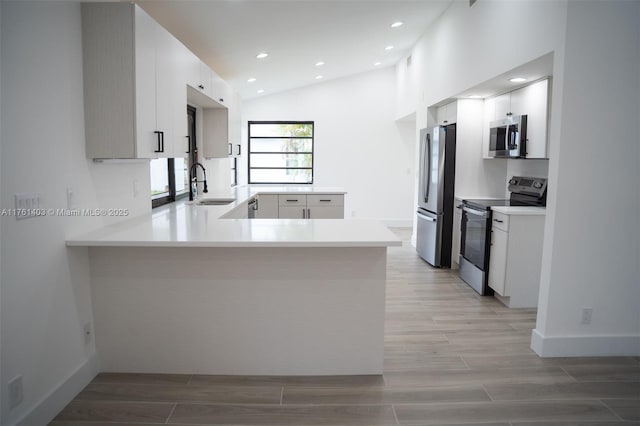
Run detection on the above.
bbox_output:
[254,195,279,218]
[482,97,496,158]
[445,101,457,125]
[169,36,189,158]
[308,206,344,219]
[510,80,549,158]
[228,92,242,147]
[154,25,175,158]
[199,61,214,98]
[493,93,511,119]
[202,108,229,158]
[134,5,159,159]
[279,206,307,219]
[436,105,447,125]
[488,227,508,296]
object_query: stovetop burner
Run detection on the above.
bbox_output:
[462,176,547,210]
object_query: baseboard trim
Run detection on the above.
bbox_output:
[531,329,640,357]
[382,219,413,228]
[14,353,99,426]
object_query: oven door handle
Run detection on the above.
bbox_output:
[462,207,489,217]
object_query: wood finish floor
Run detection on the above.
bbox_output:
[51,228,640,425]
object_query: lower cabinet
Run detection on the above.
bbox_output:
[226,193,345,219]
[278,194,344,219]
[487,211,545,308]
[254,194,279,218]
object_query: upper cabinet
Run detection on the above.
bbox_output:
[482,79,550,159]
[82,3,187,159]
[436,102,457,126]
[82,3,240,160]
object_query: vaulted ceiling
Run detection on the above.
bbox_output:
[137,1,453,99]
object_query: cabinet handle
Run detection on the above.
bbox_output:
[219,98,224,103]
[493,219,504,223]
[236,144,241,156]
[443,120,448,124]
[506,112,513,116]
[286,199,299,202]
[302,208,306,219]
[198,84,204,90]
[154,131,164,153]
[307,208,311,218]
[185,136,190,154]
[319,199,331,202]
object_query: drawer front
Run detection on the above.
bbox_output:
[307,194,344,207]
[278,195,306,206]
[491,211,509,232]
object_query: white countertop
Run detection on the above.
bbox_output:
[491,206,546,216]
[66,186,401,248]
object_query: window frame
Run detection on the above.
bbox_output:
[247,120,314,185]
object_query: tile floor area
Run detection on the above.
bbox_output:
[51,228,640,425]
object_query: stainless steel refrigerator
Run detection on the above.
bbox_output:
[416,125,456,267]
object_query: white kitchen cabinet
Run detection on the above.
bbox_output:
[307,194,344,219]
[254,195,278,218]
[487,210,545,308]
[510,79,549,158]
[436,101,457,126]
[493,93,511,119]
[278,194,344,219]
[482,97,496,159]
[82,3,187,159]
[202,107,229,158]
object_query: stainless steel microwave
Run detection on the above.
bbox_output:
[489,114,527,158]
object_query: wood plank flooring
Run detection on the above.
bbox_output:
[51,228,640,425]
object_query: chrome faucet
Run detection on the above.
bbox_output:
[189,162,208,201]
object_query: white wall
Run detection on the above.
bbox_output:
[533,0,640,356]
[241,67,415,225]
[398,0,639,356]
[0,3,152,424]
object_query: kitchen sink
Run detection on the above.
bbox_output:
[197,198,236,206]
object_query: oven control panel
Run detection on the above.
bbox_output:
[508,176,547,197]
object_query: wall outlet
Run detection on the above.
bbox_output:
[581,307,593,325]
[84,321,93,344]
[8,375,23,409]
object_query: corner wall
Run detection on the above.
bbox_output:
[533,0,640,356]
[241,67,415,225]
[0,3,150,424]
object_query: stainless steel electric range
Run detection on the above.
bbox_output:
[458,176,547,295]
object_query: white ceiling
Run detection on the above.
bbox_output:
[136,0,453,100]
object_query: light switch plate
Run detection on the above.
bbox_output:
[14,193,42,220]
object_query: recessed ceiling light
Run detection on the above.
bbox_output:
[257,89,265,94]
[315,61,325,67]
[256,52,269,59]
[391,21,403,28]
[247,78,257,83]
[385,45,394,51]
[509,77,527,83]
[374,62,382,66]
[468,95,482,99]
[315,75,324,80]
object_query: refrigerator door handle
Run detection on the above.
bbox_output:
[424,133,431,203]
[416,211,436,222]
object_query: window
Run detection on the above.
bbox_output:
[248,121,314,184]
[150,158,189,208]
